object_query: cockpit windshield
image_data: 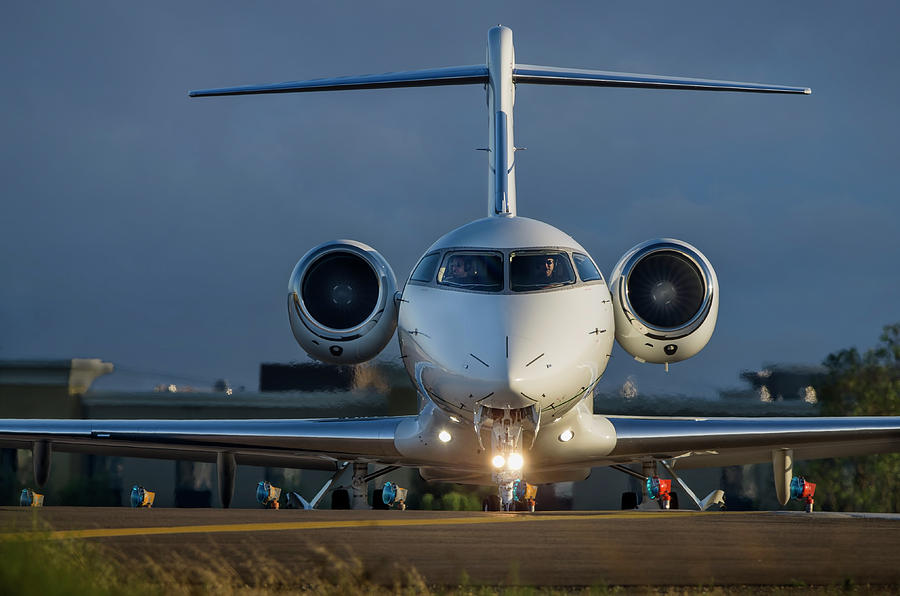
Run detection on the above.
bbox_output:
[437,252,503,292]
[510,251,575,291]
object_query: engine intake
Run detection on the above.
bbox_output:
[288,240,398,364]
[609,239,718,364]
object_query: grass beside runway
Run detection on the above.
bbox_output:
[1,531,896,596]
[1,509,897,592]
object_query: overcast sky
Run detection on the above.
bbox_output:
[2,2,898,397]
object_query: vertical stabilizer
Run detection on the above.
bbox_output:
[486,26,517,218]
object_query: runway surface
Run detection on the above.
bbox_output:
[2,507,899,586]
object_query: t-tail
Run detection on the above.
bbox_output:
[190,26,810,218]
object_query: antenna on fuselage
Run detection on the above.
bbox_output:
[190,26,810,219]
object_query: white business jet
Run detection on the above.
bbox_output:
[3,27,898,511]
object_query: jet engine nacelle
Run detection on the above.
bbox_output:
[609,238,718,364]
[288,240,398,364]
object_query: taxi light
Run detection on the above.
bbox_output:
[438,430,452,443]
[492,455,506,468]
[513,479,538,502]
[130,485,155,508]
[19,489,44,507]
[508,453,524,470]
[646,477,671,500]
[558,429,574,442]
[790,476,816,500]
[789,476,804,500]
[382,481,409,509]
[383,481,397,505]
[256,481,282,509]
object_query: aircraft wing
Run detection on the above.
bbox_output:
[0,417,411,472]
[3,414,899,476]
[603,415,900,469]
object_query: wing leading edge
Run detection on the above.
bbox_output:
[0,417,411,471]
[4,414,898,472]
[605,415,900,469]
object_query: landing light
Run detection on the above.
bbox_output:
[508,453,524,471]
[558,429,574,442]
[492,455,506,468]
[438,430,452,443]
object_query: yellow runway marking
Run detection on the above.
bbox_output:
[1,510,724,541]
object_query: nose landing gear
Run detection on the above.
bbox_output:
[478,405,542,511]
[486,407,538,511]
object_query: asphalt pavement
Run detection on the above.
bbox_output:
[2,507,898,586]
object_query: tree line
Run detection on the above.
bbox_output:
[799,323,900,512]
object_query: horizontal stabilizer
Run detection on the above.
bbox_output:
[513,64,811,95]
[190,65,488,97]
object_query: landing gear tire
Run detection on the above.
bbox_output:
[372,488,389,510]
[331,489,350,510]
[621,491,638,510]
[670,492,679,510]
[482,495,501,511]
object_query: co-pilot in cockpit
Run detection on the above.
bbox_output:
[509,250,575,291]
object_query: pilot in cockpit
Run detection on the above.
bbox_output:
[444,256,472,283]
[542,256,557,281]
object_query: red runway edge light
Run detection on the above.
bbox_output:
[790,476,816,512]
[647,476,673,509]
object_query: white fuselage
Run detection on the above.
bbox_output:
[397,216,615,430]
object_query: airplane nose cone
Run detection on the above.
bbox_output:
[404,285,611,416]
[472,328,596,412]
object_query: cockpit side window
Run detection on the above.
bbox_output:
[437,252,503,292]
[410,252,440,283]
[510,251,576,292]
[573,253,603,282]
